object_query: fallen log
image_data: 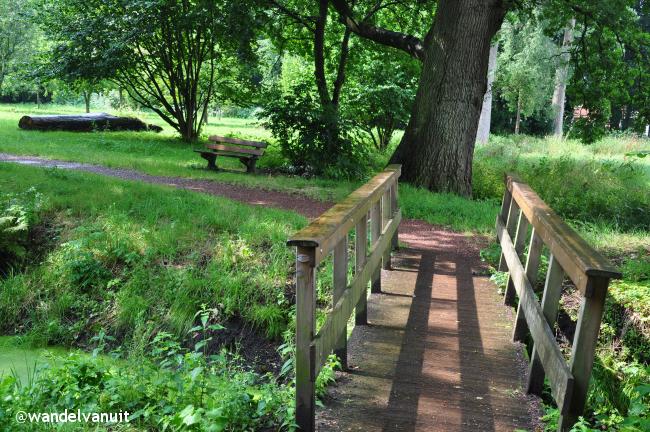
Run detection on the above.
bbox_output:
[18,113,163,133]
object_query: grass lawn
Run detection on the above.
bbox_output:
[0,103,356,202]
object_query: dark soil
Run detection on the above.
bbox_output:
[187,316,283,376]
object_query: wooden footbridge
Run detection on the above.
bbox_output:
[287,167,621,431]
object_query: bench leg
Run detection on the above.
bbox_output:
[200,153,217,170]
[240,157,257,174]
[247,158,257,174]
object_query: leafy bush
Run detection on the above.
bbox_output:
[0,188,42,272]
[260,83,368,179]
[0,341,294,431]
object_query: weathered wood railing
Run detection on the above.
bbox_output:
[496,174,621,431]
[287,165,402,431]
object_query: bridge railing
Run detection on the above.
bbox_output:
[496,173,621,431]
[287,165,402,431]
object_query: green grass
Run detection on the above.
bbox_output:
[0,103,356,202]
[0,162,307,348]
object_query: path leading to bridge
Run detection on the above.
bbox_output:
[1,153,541,431]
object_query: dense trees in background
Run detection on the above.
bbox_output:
[0,0,39,97]
[1,0,648,190]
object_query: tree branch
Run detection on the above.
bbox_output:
[329,0,425,61]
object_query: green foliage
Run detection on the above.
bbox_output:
[0,188,42,272]
[345,48,418,152]
[260,83,368,179]
[540,0,650,140]
[0,0,38,96]
[495,15,557,130]
[0,342,294,431]
[542,357,650,431]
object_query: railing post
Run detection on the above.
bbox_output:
[513,228,544,342]
[498,197,518,272]
[382,189,392,270]
[558,277,610,431]
[390,182,399,250]
[355,213,369,325]
[370,200,382,293]
[333,237,348,369]
[526,253,565,395]
[503,203,527,306]
[295,246,316,432]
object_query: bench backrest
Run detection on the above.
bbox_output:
[206,135,268,157]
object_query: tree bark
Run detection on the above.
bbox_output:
[552,18,575,137]
[515,90,522,134]
[388,0,506,196]
[83,91,91,113]
[476,42,499,145]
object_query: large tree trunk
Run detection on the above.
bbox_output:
[552,19,575,137]
[19,113,163,132]
[476,42,499,145]
[389,0,506,196]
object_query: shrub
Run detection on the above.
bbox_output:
[260,83,368,179]
[0,188,42,272]
[0,343,294,431]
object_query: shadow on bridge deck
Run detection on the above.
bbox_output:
[317,220,540,432]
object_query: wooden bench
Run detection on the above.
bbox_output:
[195,135,267,173]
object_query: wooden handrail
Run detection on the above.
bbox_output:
[288,165,401,262]
[505,174,621,295]
[288,165,401,432]
[497,174,621,432]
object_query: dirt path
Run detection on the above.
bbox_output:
[0,153,330,218]
[1,153,541,430]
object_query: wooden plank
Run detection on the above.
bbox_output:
[288,166,401,262]
[355,213,369,325]
[527,254,565,396]
[382,189,392,270]
[208,135,267,148]
[371,201,382,293]
[497,217,574,413]
[558,277,610,431]
[498,199,520,272]
[333,237,348,368]
[513,228,543,341]
[313,211,401,375]
[205,143,264,156]
[504,210,529,306]
[295,246,316,432]
[506,176,621,295]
